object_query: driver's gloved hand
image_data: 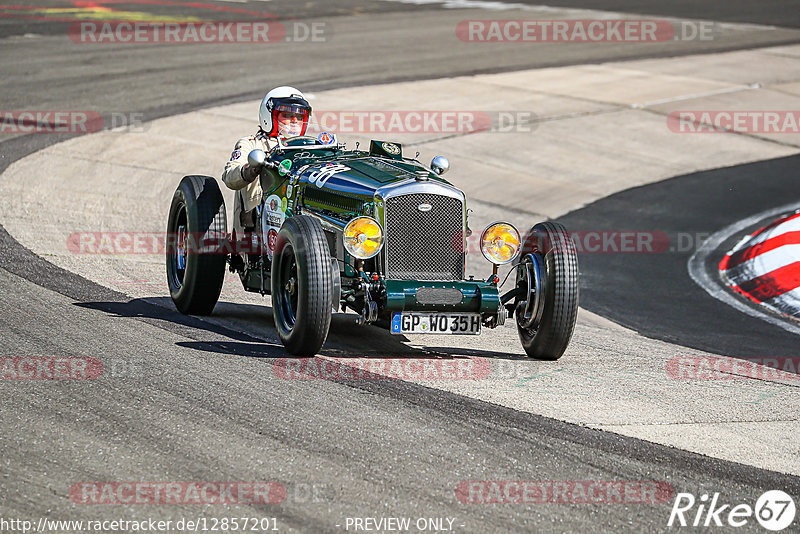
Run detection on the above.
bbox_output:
[241,164,260,184]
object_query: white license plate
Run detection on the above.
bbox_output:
[390,313,481,335]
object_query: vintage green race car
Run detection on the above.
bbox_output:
[166,134,579,358]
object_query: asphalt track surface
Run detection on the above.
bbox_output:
[2,0,800,124]
[559,154,800,362]
[2,0,800,532]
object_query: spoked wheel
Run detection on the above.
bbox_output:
[271,216,333,356]
[273,244,300,334]
[514,252,546,334]
[515,221,579,360]
[167,209,188,290]
[166,175,227,315]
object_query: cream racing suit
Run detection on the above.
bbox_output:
[221,129,277,235]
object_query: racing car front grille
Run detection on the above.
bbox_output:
[383,193,465,281]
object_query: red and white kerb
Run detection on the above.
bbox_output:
[719,211,800,319]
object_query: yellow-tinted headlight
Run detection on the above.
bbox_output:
[480,222,521,264]
[343,216,384,259]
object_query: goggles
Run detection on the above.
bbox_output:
[274,104,309,122]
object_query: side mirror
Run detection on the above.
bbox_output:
[247,149,267,169]
[431,155,450,175]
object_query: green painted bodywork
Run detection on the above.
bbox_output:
[255,137,502,319]
[384,280,501,314]
[263,140,448,226]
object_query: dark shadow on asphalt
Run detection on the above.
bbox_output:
[176,340,529,362]
[559,153,800,366]
[74,298,265,344]
[76,298,532,362]
[176,341,282,358]
[423,346,531,361]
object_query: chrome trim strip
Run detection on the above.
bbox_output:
[376,178,465,203]
[302,210,347,232]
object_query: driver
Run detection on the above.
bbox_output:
[222,86,311,234]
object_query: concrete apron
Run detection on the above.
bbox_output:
[3,45,800,474]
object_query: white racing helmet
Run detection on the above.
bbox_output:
[259,86,312,138]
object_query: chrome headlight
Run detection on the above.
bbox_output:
[343,216,384,259]
[480,222,521,264]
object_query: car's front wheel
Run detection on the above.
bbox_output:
[515,221,579,360]
[271,216,333,356]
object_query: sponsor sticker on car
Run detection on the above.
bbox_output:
[307,163,350,187]
[262,193,286,259]
[382,142,401,155]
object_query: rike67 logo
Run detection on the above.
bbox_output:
[668,490,796,531]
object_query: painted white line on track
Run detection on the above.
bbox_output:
[688,201,800,335]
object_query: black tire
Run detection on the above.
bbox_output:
[166,175,227,315]
[271,216,333,356]
[517,221,579,360]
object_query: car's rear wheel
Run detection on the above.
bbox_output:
[515,221,579,360]
[271,216,333,356]
[166,175,227,315]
